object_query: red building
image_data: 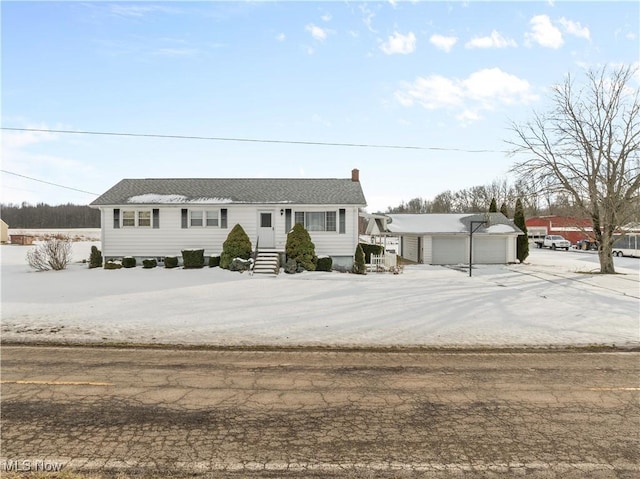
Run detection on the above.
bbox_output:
[525,216,594,245]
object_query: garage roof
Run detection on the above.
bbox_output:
[383,213,523,235]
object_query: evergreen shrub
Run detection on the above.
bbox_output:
[359,243,383,263]
[209,255,221,268]
[353,244,366,275]
[285,223,316,271]
[142,258,157,269]
[164,256,179,269]
[122,257,136,268]
[316,256,333,272]
[104,260,122,270]
[89,246,103,269]
[220,224,252,269]
[182,249,205,269]
[514,198,529,263]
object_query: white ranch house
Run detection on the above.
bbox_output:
[90,169,367,268]
[365,213,523,265]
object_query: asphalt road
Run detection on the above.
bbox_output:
[1,346,639,478]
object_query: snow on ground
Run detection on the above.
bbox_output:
[1,235,638,348]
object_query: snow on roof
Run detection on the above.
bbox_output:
[127,194,233,204]
[386,214,470,234]
[385,213,521,235]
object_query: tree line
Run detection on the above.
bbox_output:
[382,178,593,219]
[1,202,100,228]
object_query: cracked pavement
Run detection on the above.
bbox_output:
[1,346,639,478]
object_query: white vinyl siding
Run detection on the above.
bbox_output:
[402,236,420,263]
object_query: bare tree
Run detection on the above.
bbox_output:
[508,65,640,273]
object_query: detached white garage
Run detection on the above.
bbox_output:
[372,213,522,265]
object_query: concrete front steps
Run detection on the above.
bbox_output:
[252,252,280,275]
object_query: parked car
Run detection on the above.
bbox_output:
[576,239,598,251]
[534,235,571,250]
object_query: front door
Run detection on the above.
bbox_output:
[258,211,275,249]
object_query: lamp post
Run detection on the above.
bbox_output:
[469,220,488,277]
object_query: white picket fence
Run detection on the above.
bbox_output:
[368,252,400,273]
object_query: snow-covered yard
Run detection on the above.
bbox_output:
[1,233,638,348]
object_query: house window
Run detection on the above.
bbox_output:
[138,211,151,227]
[294,211,337,232]
[122,211,135,227]
[122,210,151,227]
[206,210,219,227]
[190,211,203,227]
[260,213,272,228]
[185,209,221,228]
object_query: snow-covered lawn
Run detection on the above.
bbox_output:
[1,236,638,348]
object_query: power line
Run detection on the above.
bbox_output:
[1,127,506,154]
[0,170,99,196]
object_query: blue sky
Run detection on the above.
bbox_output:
[2,1,638,213]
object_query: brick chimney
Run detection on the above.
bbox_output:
[351,168,360,182]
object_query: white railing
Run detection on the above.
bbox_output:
[369,252,398,272]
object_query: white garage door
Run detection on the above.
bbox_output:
[473,236,507,264]
[432,237,467,265]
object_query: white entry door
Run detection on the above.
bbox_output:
[258,211,275,249]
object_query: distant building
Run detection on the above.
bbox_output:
[525,216,594,245]
[0,219,8,243]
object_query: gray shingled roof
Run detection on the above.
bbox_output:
[90,178,367,206]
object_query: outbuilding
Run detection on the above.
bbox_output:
[0,219,8,243]
[367,213,523,265]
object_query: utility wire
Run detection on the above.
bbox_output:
[0,170,99,196]
[1,127,506,154]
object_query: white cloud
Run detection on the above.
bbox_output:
[360,4,377,33]
[395,75,464,110]
[526,14,563,49]
[429,34,457,53]
[559,17,590,40]
[465,30,517,49]
[395,68,538,121]
[462,68,538,106]
[321,13,332,22]
[380,31,416,55]
[305,24,328,41]
[276,33,286,42]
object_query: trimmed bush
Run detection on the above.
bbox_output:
[104,260,122,270]
[283,259,298,274]
[164,256,179,269]
[220,224,252,270]
[89,245,103,269]
[353,244,366,275]
[122,257,136,268]
[142,258,157,269]
[316,256,333,272]
[359,243,383,263]
[285,223,316,271]
[229,258,252,272]
[209,255,220,268]
[182,249,205,269]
